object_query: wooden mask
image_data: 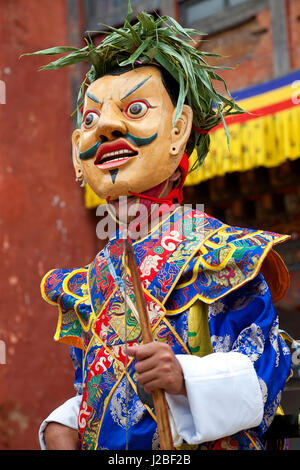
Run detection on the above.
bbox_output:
[72,66,193,200]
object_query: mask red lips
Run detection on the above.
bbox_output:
[94,139,138,170]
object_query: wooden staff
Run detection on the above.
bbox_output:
[125,237,174,450]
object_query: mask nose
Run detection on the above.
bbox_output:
[97,100,127,141]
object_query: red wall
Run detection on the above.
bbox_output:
[287,0,300,70]
[201,1,300,93]
[0,0,98,449]
[203,9,273,92]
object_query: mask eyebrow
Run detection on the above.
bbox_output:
[86,91,102,104]
[121,75,152,101]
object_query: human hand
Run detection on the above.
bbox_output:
[127,341,186,396]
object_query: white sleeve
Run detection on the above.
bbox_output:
[166,352,264,446]
[38,395,82,450]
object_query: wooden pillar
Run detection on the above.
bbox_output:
[66,0,83,125]
[269,0,291,77]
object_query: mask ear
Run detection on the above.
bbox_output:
[169,104,193,157]
[71,129,83,179]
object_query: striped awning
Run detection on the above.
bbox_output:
[84,70,300,208]
[185,69,300,186]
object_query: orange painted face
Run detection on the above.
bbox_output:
[72,66,193,200]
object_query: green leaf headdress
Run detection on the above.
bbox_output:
[24,1,244,171]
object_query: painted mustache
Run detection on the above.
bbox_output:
[78,131,158,161]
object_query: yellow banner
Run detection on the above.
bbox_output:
[185,104,300,186]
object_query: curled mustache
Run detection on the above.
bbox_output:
[79,131,158,161]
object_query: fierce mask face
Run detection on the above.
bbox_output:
[72,66,193,200]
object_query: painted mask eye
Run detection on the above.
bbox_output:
[125,100,150,119]
[83,111,100,129]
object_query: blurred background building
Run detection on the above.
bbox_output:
[0,0,299,449]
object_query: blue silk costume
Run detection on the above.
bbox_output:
[41,207,291,450]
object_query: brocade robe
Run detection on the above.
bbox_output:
[41,207,291,450]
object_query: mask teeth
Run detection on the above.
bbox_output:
[100,150,137,163]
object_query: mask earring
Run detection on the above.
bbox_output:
[75,169,85,187]
[170,145,178,156]
[170,143,181,157]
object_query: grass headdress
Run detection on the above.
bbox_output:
[24,1,243,171]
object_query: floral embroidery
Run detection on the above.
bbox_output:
[232,323,265,362]
[262,389,283,433]
[211,334,232,352]
[258,377,268,404]
[269,317,280,367]
[139,254,162,276]
[110,380,145,428]
[208,300,226,318]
